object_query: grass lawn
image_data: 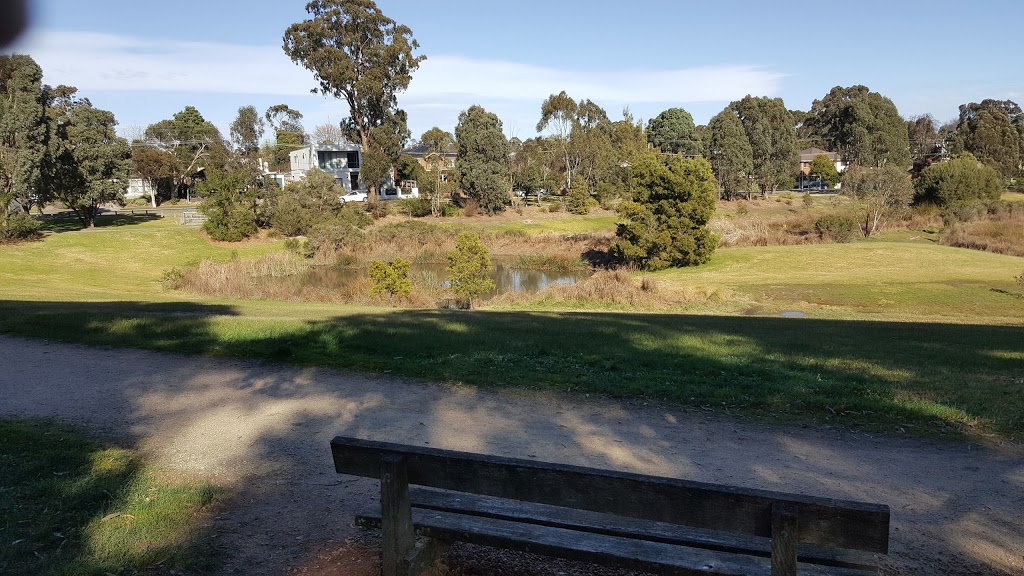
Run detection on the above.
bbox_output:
[2,213,1023,442]
[0,418,219,576]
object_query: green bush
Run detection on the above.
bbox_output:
[440,203,461,217]
[814,214,859,243]
[367,200,390,219]
[547,201,563,213]
[445,232,495,307]
[0,212,42,243]
[395,197,432,218]
[566,181,595,215]
[368,258,412,299]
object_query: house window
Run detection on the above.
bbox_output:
[346,151,360,168]
[318,151,346,171]
[350,171,359,191]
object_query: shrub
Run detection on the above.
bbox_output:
[368,258,412,299]
[814,214,859,243]
[547,201,563,213]
[271,170,345,236]
[445,232,495,307]
[462,198,480,217]
[0,212,41,243]
[566,180,595,215]
[440,203,461,217]
[367,200,389,219]
[610,154,718,270]
[915,153,1002,224]
[395,197,432,218]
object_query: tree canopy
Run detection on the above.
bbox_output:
[647,107,701,156]
[229,105,264,158]
[915,153,1003,223]
[0,54,46,217]
[730,96,796,194]
[951,99,1022,177]
[806,85,910,168]
[455,105,508,215]
[843,165,914,236]
[43,92,131,227]
[283,0,425,199]
[707,109,753,199]
[143,106,229,199]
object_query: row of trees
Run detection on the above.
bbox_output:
[1,54,131,233]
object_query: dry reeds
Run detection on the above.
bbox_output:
[488,269,727,309]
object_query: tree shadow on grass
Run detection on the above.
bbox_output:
[0,299,1020,441]
[0,418,218,576]
[38,213,164,234]
[1,302,1022,574]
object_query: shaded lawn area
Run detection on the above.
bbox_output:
[0,418,219,576]
[0,300,1020,442]
[37,213,166,233]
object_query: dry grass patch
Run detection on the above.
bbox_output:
[941,206,1024,257]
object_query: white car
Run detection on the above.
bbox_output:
[339,190,368,203]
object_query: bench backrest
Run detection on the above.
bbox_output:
[331,436,889,554]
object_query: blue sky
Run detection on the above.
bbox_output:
[7,0,1024,143]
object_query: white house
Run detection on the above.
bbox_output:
[289,143,364,193]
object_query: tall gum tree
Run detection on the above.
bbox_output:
[283,0,425,200]
[807,85,910,168]
[731,96,796,194]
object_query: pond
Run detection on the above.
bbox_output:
[304,261,591,297]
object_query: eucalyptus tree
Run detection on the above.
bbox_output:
[707,108,753,199]
[950,99,1022,177]
[283,0,425,200]
[229,105,264,158]
[806,85,910,168]
[262,104,305,172]
[730,96,796,194]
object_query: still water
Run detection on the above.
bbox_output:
[307,262,590,296]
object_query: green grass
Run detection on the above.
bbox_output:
[2,217,1024,442]
[0,301,1021,442]
[0,419,219,576]
[1001,191,1024,202]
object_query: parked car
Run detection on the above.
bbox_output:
[339,190,368,203]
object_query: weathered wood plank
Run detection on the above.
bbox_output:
[332,436,889,553]
[406,487,879,571]
[771,504,800,576]
[356,509,878,576]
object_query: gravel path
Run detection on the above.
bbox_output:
[1,335,1021,575]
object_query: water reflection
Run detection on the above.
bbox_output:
[309,262,590,296]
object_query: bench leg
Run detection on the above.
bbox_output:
[381,456,415,576]
[771,503,800,576]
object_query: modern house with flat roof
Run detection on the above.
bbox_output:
[289,144,362,193]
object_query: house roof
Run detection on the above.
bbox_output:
[799,147,842,163]
[404,143,456,157]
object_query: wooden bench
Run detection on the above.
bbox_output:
[331,436,889,576]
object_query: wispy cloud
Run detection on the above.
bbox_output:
[14,29,786,134]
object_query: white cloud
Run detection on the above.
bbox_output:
[13,29,786,135]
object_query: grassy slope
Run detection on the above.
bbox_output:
[0,418,218,576]
[1,214,1023,441]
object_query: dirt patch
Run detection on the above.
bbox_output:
[1,335,1021,575]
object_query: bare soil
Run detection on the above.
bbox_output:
[1,335,1021,575]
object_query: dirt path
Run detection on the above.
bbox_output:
[1,335,1021,575]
